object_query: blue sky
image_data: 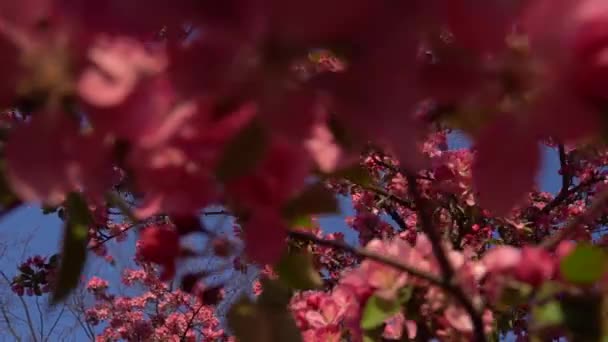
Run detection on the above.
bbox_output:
[0,132,563,340]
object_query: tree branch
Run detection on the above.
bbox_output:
[405,174,486,342]
[288,230,443,286]
[541,185,608,250]
[558,144,572,194]
[180,303,206,342]
[534,176,599,219]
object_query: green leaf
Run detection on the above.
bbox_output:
[228,296,302,342]
[257,278,292,309]
[308,50,324,63]
[560,244,608,285]
[496,281,533,311]
[52,193,91,303]
[215,118,268,182]
[276,252,322,290]
[287,215,315,230]
[532,301,564,329]
[535,281,563,301]
[361,295,401,330]
[282,182,339,221]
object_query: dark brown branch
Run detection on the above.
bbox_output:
[202,210,231,217]
[180,303,206,342]
[288,230,444,286]
[557,144,572,196]
[405,175,454,281]
[535,177,599,218]
[362,185,416,210]
[541,185,608,250]
[405,174,486,342]
[386,207,408,231]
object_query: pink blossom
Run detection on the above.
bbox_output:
[514,247,555,286]
[361,239,413,300]
[87,276,109,292]
[483,246,522,272]
[243,209,287,265]
[138,224,180,280]
[472,116,541,216]
[227,137,310,209]
[5,111,113,205]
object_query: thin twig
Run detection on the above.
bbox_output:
[66,305,94,341]
[180,303,206,342]
[558,144,572,195]
[44,304,66,342]
[35,296,44,341]
[0,303,22,341]
[105,192,138,223]
[534,176,599,219]
[0,271,38,342]
[362,184,416,210]
[202,210,231,217]
[541,185,608,250]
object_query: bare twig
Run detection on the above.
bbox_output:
[35,296,44,341]
[66,305,94,341]
[44,304,66,342]
[202,210,231,217]
[0,271,38,342]
[0,304,22,341]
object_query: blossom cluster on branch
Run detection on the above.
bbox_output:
[3,0,608,341]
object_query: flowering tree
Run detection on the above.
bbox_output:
[4,0,608,341]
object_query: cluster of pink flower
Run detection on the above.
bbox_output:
[11,254,57,297]
[2,0,608,266]
[284,234,591,341]
[5,0,608,341]
[85,265,227,341]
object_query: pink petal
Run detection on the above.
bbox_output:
[305,123,344,173]
[441,0,525,53]
[5,112,113,205]
[483,246,522,271]
[444,305,473,333]
[77,35,167,107]
[244,210,287,265]
[472,117,540,216]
